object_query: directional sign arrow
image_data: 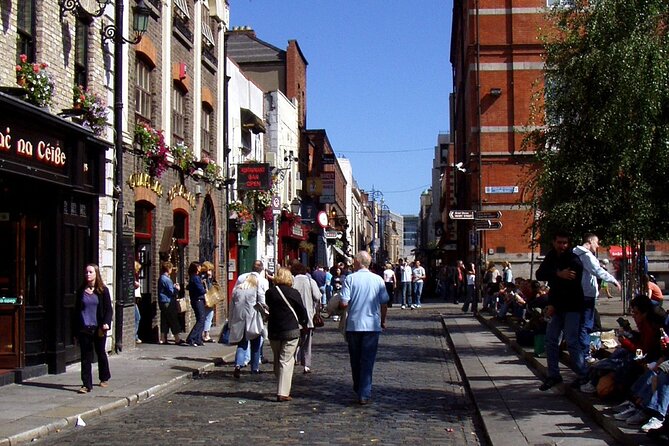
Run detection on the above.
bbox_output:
[449,210,475,220]
[474,220,503,230]
[475,210,502,220]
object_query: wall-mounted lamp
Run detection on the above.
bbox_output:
[60,0,110,19]
[102,0,150,45]
[489,87,502,97]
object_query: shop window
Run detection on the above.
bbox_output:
[16,0,35,61]
[135,201,154,240]
[172,86,186,142]
[74,17,90,88]
[173,210,189,245]
[135,59,152,119]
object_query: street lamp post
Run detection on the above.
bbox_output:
[102,0,149,352]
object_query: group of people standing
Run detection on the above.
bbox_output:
[379,258,426,309]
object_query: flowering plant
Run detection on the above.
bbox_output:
[171,141,195,174]
[15,54,55,108]
[236,208,255,239]
[72,85,109,136]
[134,123,170,177]
[202,160,223,182]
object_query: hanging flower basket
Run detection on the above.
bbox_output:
[15,54,54,108]
[134,123,169,178]
[171,141,196,175]
[72,85,109,136]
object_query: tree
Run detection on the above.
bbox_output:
[526,0,669,240]
[525,0,669,295]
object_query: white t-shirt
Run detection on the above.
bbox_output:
[383,269,395,283]
[401,265,413,282]
[412,266,425,283]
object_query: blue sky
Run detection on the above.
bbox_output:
[229,1,452,215]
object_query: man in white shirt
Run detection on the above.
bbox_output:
[399,258,413,309]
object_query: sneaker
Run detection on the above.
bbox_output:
[642,417,664,432]
[614,406,638,421]
[135,339,142,344]
[585,355,597,364]
[401,305,406,309]
[416,304,422,308]
[410,304,417,309]
[539,376,563,391]
[610,401,635,414]
[580,382,597,394]
[626,410,648,425]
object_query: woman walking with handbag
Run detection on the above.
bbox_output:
[229,273,263,378]
[200,261,217,342]
[290,261,322,374]
[157,261,184,345]
[185,262,207,347]
[266,267,308,401]
[74,263,113,393]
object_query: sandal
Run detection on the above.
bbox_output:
[78,386,90,394]
[99,381,109,388]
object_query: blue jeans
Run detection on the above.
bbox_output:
[579,297,596,360]
[413,282,424,305]
[346,331,380,401]
[647,371,669,419]
[401,282,412,306]
[203,306,214,333]
[235,336,262,372]
[134,304,141,341]
[545,310,587,380]
[186,298,206,345]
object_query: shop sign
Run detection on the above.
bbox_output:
[291,224,304,238]
[0,125,66,169]
[321,172,335,204]
[324,229,339,239]
[485,186,518,194]
[167,184,196,209]
[237,163,271,190]
[127,172,163,197]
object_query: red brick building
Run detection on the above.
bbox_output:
[447,0,548,278]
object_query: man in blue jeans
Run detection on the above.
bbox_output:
[412,260,426,308]
[340,250,389,405]
[536,230,586,391]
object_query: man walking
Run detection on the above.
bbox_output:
[536,231,586,391]
[340,251,389,405]
[573,233,620,371]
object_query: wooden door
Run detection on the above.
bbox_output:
[0,219,25,369]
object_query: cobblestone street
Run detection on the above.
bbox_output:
[38,305,485,445]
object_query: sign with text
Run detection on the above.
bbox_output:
[475,210,502,220]
[320,172,335,203]
[0,122,67,171]
[485,186,518,194]
[322,153,335,164]
[474,220,503,230]
[449,210,475,220]
[237,163,271,190]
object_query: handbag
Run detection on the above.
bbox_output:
[176,297,188,313]
[254,302,270,322]
[312,304,325,328]
[247,307,265,340]
[205,283,221,308]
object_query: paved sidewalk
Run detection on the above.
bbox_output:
[0,336,236,446]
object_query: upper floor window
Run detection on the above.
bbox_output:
[201,106,212,157]
[74,18,90,88]
[201,3,215,48]
[16,0,35,61]
[135,201,154,240]
[135,60,152,119]
[172,87,186,141]
[173,210,189,245]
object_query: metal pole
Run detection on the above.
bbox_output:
[113,0,126,353]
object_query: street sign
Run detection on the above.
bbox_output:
[475,210,502,220]
[449,210,475,220]
[271,195,281,215]
[474,220,503,230]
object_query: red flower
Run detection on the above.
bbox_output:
[32,64,40,73]
[20,54,27,63]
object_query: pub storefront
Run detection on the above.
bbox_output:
[0,93,109,380]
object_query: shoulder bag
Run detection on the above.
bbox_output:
[313,303,325,328]
[176,297,188,313]
[276,286,299,323]
[205,283,222,308]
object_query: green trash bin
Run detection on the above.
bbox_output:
[534,333,546,357]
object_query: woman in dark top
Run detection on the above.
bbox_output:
[74,263,113,393]
[185,261,207,347]
[265,267,308,402]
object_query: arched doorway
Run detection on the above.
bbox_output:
[199,197,216,263]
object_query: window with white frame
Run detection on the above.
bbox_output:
[201,106,212,157]
[135,60,152,119]
[172,87,185,141]
[201,2,215,48]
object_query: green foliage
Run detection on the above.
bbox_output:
[525,0,669,243]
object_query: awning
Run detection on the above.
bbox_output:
[240,108,266,134]
[608,245,632,258]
